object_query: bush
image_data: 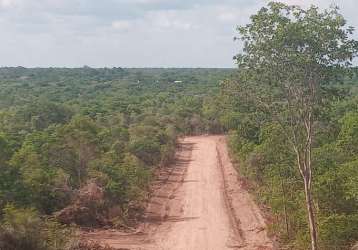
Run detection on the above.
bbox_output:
[0,205,47,250]
[69,241,116,250]
[129,138,161,166]
[320,214,358,250]
[0,205,75,250]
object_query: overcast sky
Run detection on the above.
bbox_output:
[0,0,357,68]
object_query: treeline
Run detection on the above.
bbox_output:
[0,67,232,249]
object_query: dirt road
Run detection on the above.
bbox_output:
[84,136,274,250]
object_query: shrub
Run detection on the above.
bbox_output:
[0,205,76,250]
[320,214,358,250]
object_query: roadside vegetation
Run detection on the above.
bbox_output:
[219,2,358,249]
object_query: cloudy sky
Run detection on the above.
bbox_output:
[0,0,357,68]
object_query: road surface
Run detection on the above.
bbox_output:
[84,136,275,250]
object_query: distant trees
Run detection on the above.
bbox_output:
[0,133,11,165]
[22,100,73,131]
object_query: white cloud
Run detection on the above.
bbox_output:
[218,11,237,22]
[130,0,167,4]
[0,0,357,67]
[146,10,194,30]
[0,0,16,8]
[112,20,132,30]
[273,0,347,8]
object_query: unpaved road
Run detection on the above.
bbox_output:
[84,136,274,250]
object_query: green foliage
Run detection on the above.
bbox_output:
[16,99,73,131]
[129,138,161,166]
[0,68,230,232]
[0,133,10,160]
[223,2,358,249]
[0,205,47,250]
[338,112,358,157]
[319,214,358,250]
[227,105,358,248]
[0,205,75,250]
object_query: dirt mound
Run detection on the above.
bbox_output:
[55,182,107,227]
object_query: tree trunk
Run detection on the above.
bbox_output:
[281,178,289,238]
[303,176,318,250]
[279,164,290,237]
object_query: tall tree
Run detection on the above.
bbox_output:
[229,2,358,249]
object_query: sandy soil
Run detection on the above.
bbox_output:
[83,136,275,250]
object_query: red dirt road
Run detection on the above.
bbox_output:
[84,136,275,250]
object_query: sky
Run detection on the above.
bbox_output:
[0,0,357,68]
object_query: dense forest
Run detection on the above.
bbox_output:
[0,2,358,250]
[0,67,233,249]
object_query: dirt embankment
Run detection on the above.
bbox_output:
[82,136,275,250]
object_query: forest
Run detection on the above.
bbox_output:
[0,2,357,250]
[0,67,233,249]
